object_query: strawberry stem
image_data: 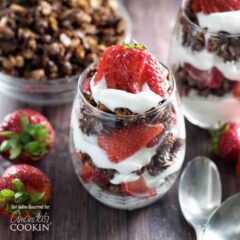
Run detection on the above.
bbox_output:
[0,116,50,160]
[122,41,146,50]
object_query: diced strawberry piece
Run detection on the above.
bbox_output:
[192,0,240,14]
[121,177,157,197]
[92,171,109,186]
[232,82,240,99]
[80,163,93,183]
[98,124,163,162]
[184,64,224,90]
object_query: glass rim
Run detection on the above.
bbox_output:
[0,0,132,86]
[77,61,177,120]
[181,0,240,37]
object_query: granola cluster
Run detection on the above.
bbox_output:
[180,1,240,63]
[0,0,127,80]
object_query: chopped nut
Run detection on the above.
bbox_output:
[75,46,86,61]
[27,69,46,80]
[15,56,24,68]
[60,33,72,47]
[48,16,59,32]
[10,4,26,13]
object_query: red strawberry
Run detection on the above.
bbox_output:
[192,0,240,14]
[0,109,55,164]
[80,162,109,185]
[80,162,93,183]
[98,124,163,162]
[121,177,156,197]
[210,123,240,163]
[94,43,167,96]
[184,64,224,90]
[0,164,51,220]
[232,82,240,99]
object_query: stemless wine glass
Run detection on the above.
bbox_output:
[70,63,186,210]
[170,0,240,129]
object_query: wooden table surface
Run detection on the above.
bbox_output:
[0,0,239,239]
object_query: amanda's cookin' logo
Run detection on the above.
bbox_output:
[9,204,51,232]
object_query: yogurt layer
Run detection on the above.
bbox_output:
[182,90,240,126]
[197,11,240,34]
[170,31,240,81]
[90,74,171,114]
[71,109,157,182]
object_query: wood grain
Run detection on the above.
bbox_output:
[0,0,239,240]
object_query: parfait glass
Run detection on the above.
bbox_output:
[170,0,240,129]
[70,63,186,210]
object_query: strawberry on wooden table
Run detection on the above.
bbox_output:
[0,164,51,220]
[98,124,163,162]
[0,109,55,164]
[210,123,240,163]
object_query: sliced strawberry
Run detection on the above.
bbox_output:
[232,82,240,99]
[142,55,165,96]
[98,124,163,162]
[80,162,93,183]
[92,171,109,186]
[121,177,156,197]
[192,0,240,14]
[184,64,224,90]
[94,44,167,96]
[0,109,55,164]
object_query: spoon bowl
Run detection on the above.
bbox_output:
[179,156,222,239]
[203,193,240,240]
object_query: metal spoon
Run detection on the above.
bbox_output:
[179,156,222,240]
[203,193,240,240]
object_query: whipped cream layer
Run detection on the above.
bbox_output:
[197,11,240,34]
[182,90,240,126]
[90,74,170,114]
[170,30,240,80]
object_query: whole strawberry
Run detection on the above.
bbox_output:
[210,123,240,163]
[0,109,54,164]
[0,164,51,220]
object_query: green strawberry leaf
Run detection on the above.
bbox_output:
[14,191,30,204]
[12,179,24,192]
[24,141,47,157]
[30,192,46,204]
[20,116,29,131]
[0,140,11,152]
[0,131,16,137]
[10,145,22,159]
[0,189,15,200]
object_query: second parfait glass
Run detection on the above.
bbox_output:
[170,0,240,129]
[70,63,186,210]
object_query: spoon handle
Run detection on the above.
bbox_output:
[195,226,203,240]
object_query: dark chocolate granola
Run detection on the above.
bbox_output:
[0,0,127,80]
[176,66,234,97]
[180,1,240,62]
